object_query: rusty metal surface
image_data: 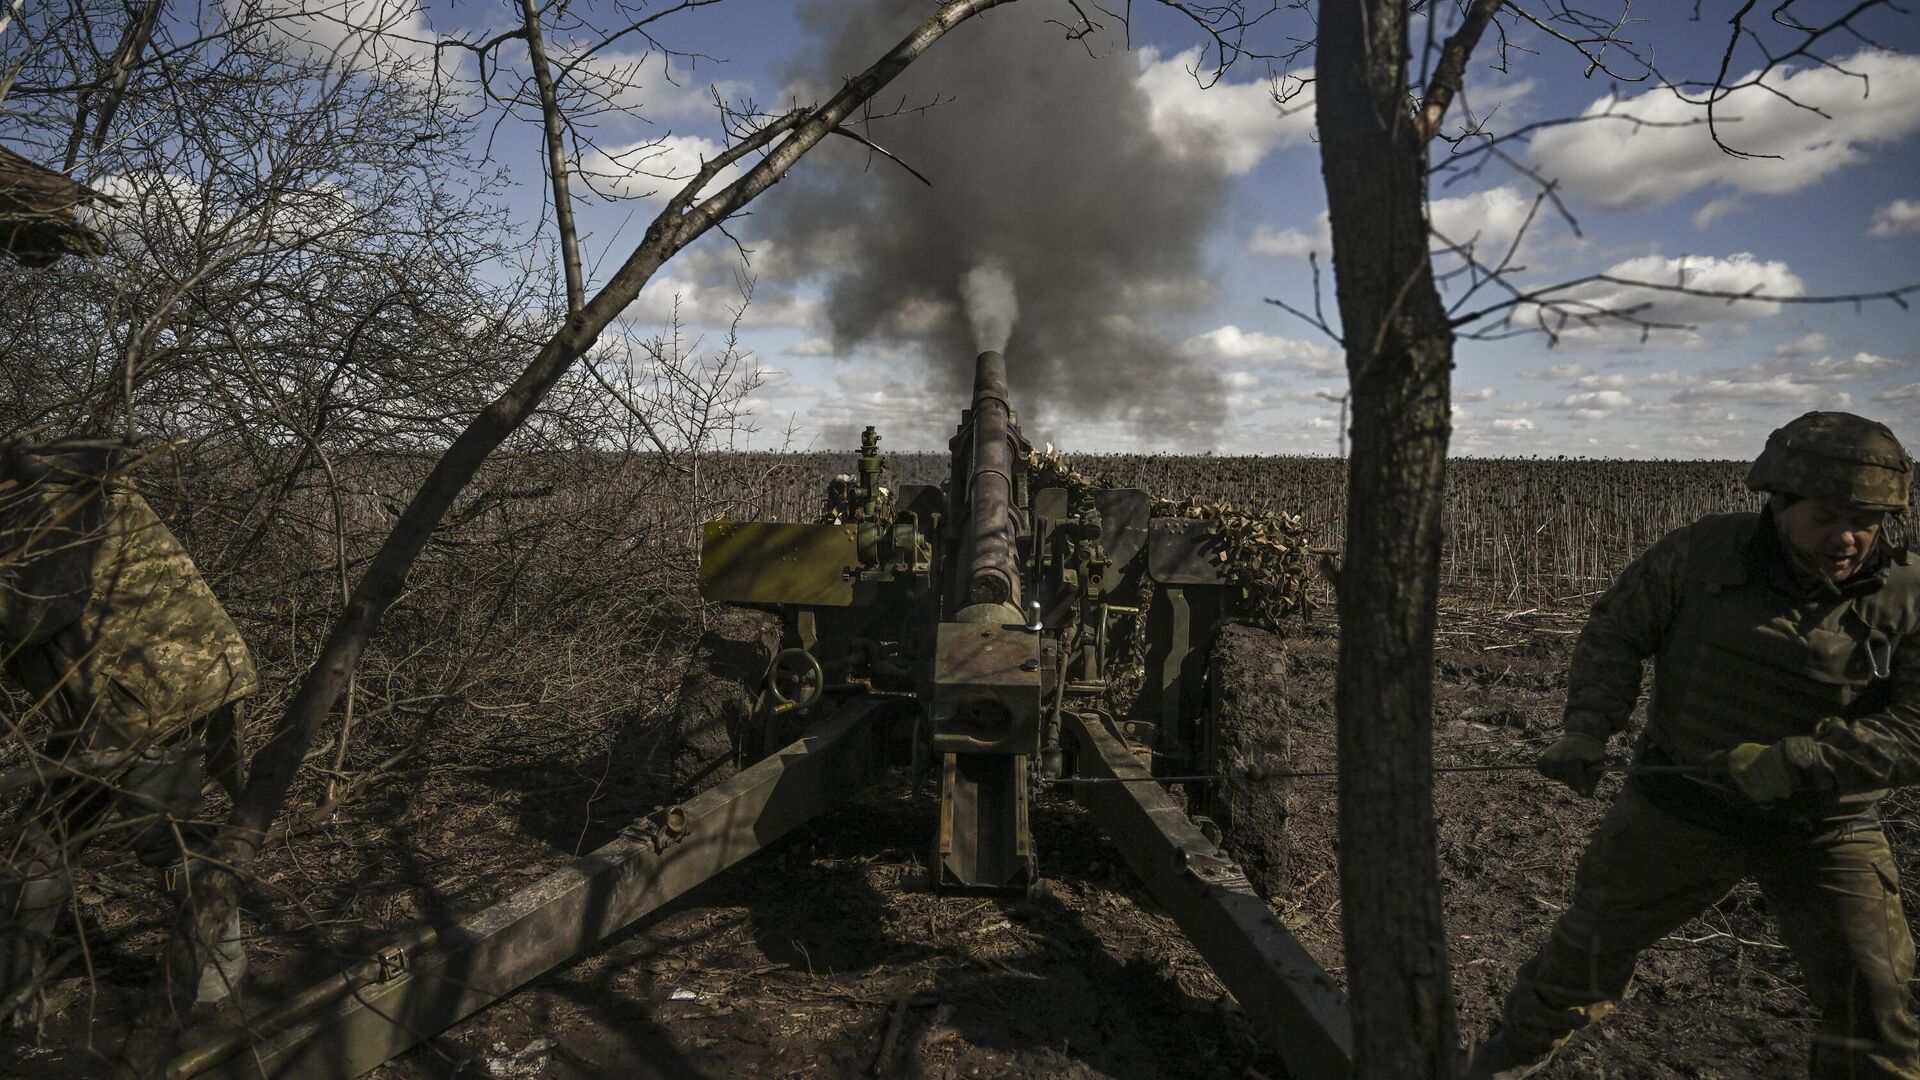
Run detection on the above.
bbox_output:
[700,521,860,607]
[1147,518,1231,586]
[931,621,1043,753]
[168,701,887,1080]
[933,622,1041,690]
[1062,710,1353,1078]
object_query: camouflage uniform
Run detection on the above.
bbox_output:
[0,439,255,1014]
[1485,412,1920,1080]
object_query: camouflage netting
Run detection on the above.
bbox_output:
[1025,446,1333,630]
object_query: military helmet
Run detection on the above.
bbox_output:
[3,437,128,487]
[1746,411,1912,512]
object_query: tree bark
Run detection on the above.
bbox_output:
[119,1,1016,1071]
[1315,1,1460,1076]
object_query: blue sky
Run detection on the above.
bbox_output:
[422,0,1920,459]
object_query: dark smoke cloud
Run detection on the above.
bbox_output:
[763,2,1238,449]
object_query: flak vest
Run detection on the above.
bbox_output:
[1,444,257,747]
[1636,512,1920,828]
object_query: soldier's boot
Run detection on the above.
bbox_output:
[1462,1029,1559,1080]
[162,860,246,1006]
[0,873,68,1026]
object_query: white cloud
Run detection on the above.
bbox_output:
[1627,418,1752,456]
[1179,325,1344,375]
[1531,49,1920,210]
[1519,363,1592,380]
[1749,351,1908,383]
[1553,390,1633,421]
[1457,76,1538,123]
[1490,418,1537,434]
[1456,386,1499,401]
[1249,220,1328,258]
[1429,186,1543,262]
[1870,198,1920,237]
[1775,332,1833,358]
[88,171,211,241]
[228,0,442,78]
[89,168,364,253]
[628,270,821,332]
[1573,370,1695,390]
[579,133,748,204]
[1560,390,1633,410]
[559,48,752,121]
[1691,197,1745,229]
[1137,47,1315,175]
[1674,377,1850,407]
[1254,185,1562,263]
[1877,383,1920,402]
[1621,351,1906,415]
[1521,252,1805,345]
[1635,402,1744,427]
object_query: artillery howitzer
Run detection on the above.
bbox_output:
[170,352,1352,1079]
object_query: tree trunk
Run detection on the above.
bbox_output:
[1315,1,1460,1077]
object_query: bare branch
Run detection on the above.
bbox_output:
[827,125,934,186]
[1449,269,1919,333]
[518,0,586,310]
[1263,251,1344,345]
[1414,0,1506,143]
[1502,0,1653,82]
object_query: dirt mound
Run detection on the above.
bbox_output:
[1207,622,1296,900]
[647,607,782,795]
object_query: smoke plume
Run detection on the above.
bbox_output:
[960,262,1018,354]
[764,3,1247,447]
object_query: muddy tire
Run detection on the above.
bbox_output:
[655,607,781,797]
[1206,621,1292,900]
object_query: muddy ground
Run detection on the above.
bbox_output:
[9,600,1918,1078]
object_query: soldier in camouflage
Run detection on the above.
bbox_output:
[0,438,255,1022]
[1470,411,1920,1080]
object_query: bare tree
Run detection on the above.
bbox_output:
[1306,3,1915,1076]
[0,0,560,1039]
[1315,6,1482,1075]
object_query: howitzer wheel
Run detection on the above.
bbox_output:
[766,647,826,712]
[1202,621,1292,900]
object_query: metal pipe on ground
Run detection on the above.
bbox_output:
[1062,709,1355,1079]
[168,700,887,1080]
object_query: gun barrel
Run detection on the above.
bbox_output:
[963,350,1021,614]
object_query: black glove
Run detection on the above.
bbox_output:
[1537,732,1607,797]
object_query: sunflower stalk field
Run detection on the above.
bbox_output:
[716,451,1820,606]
